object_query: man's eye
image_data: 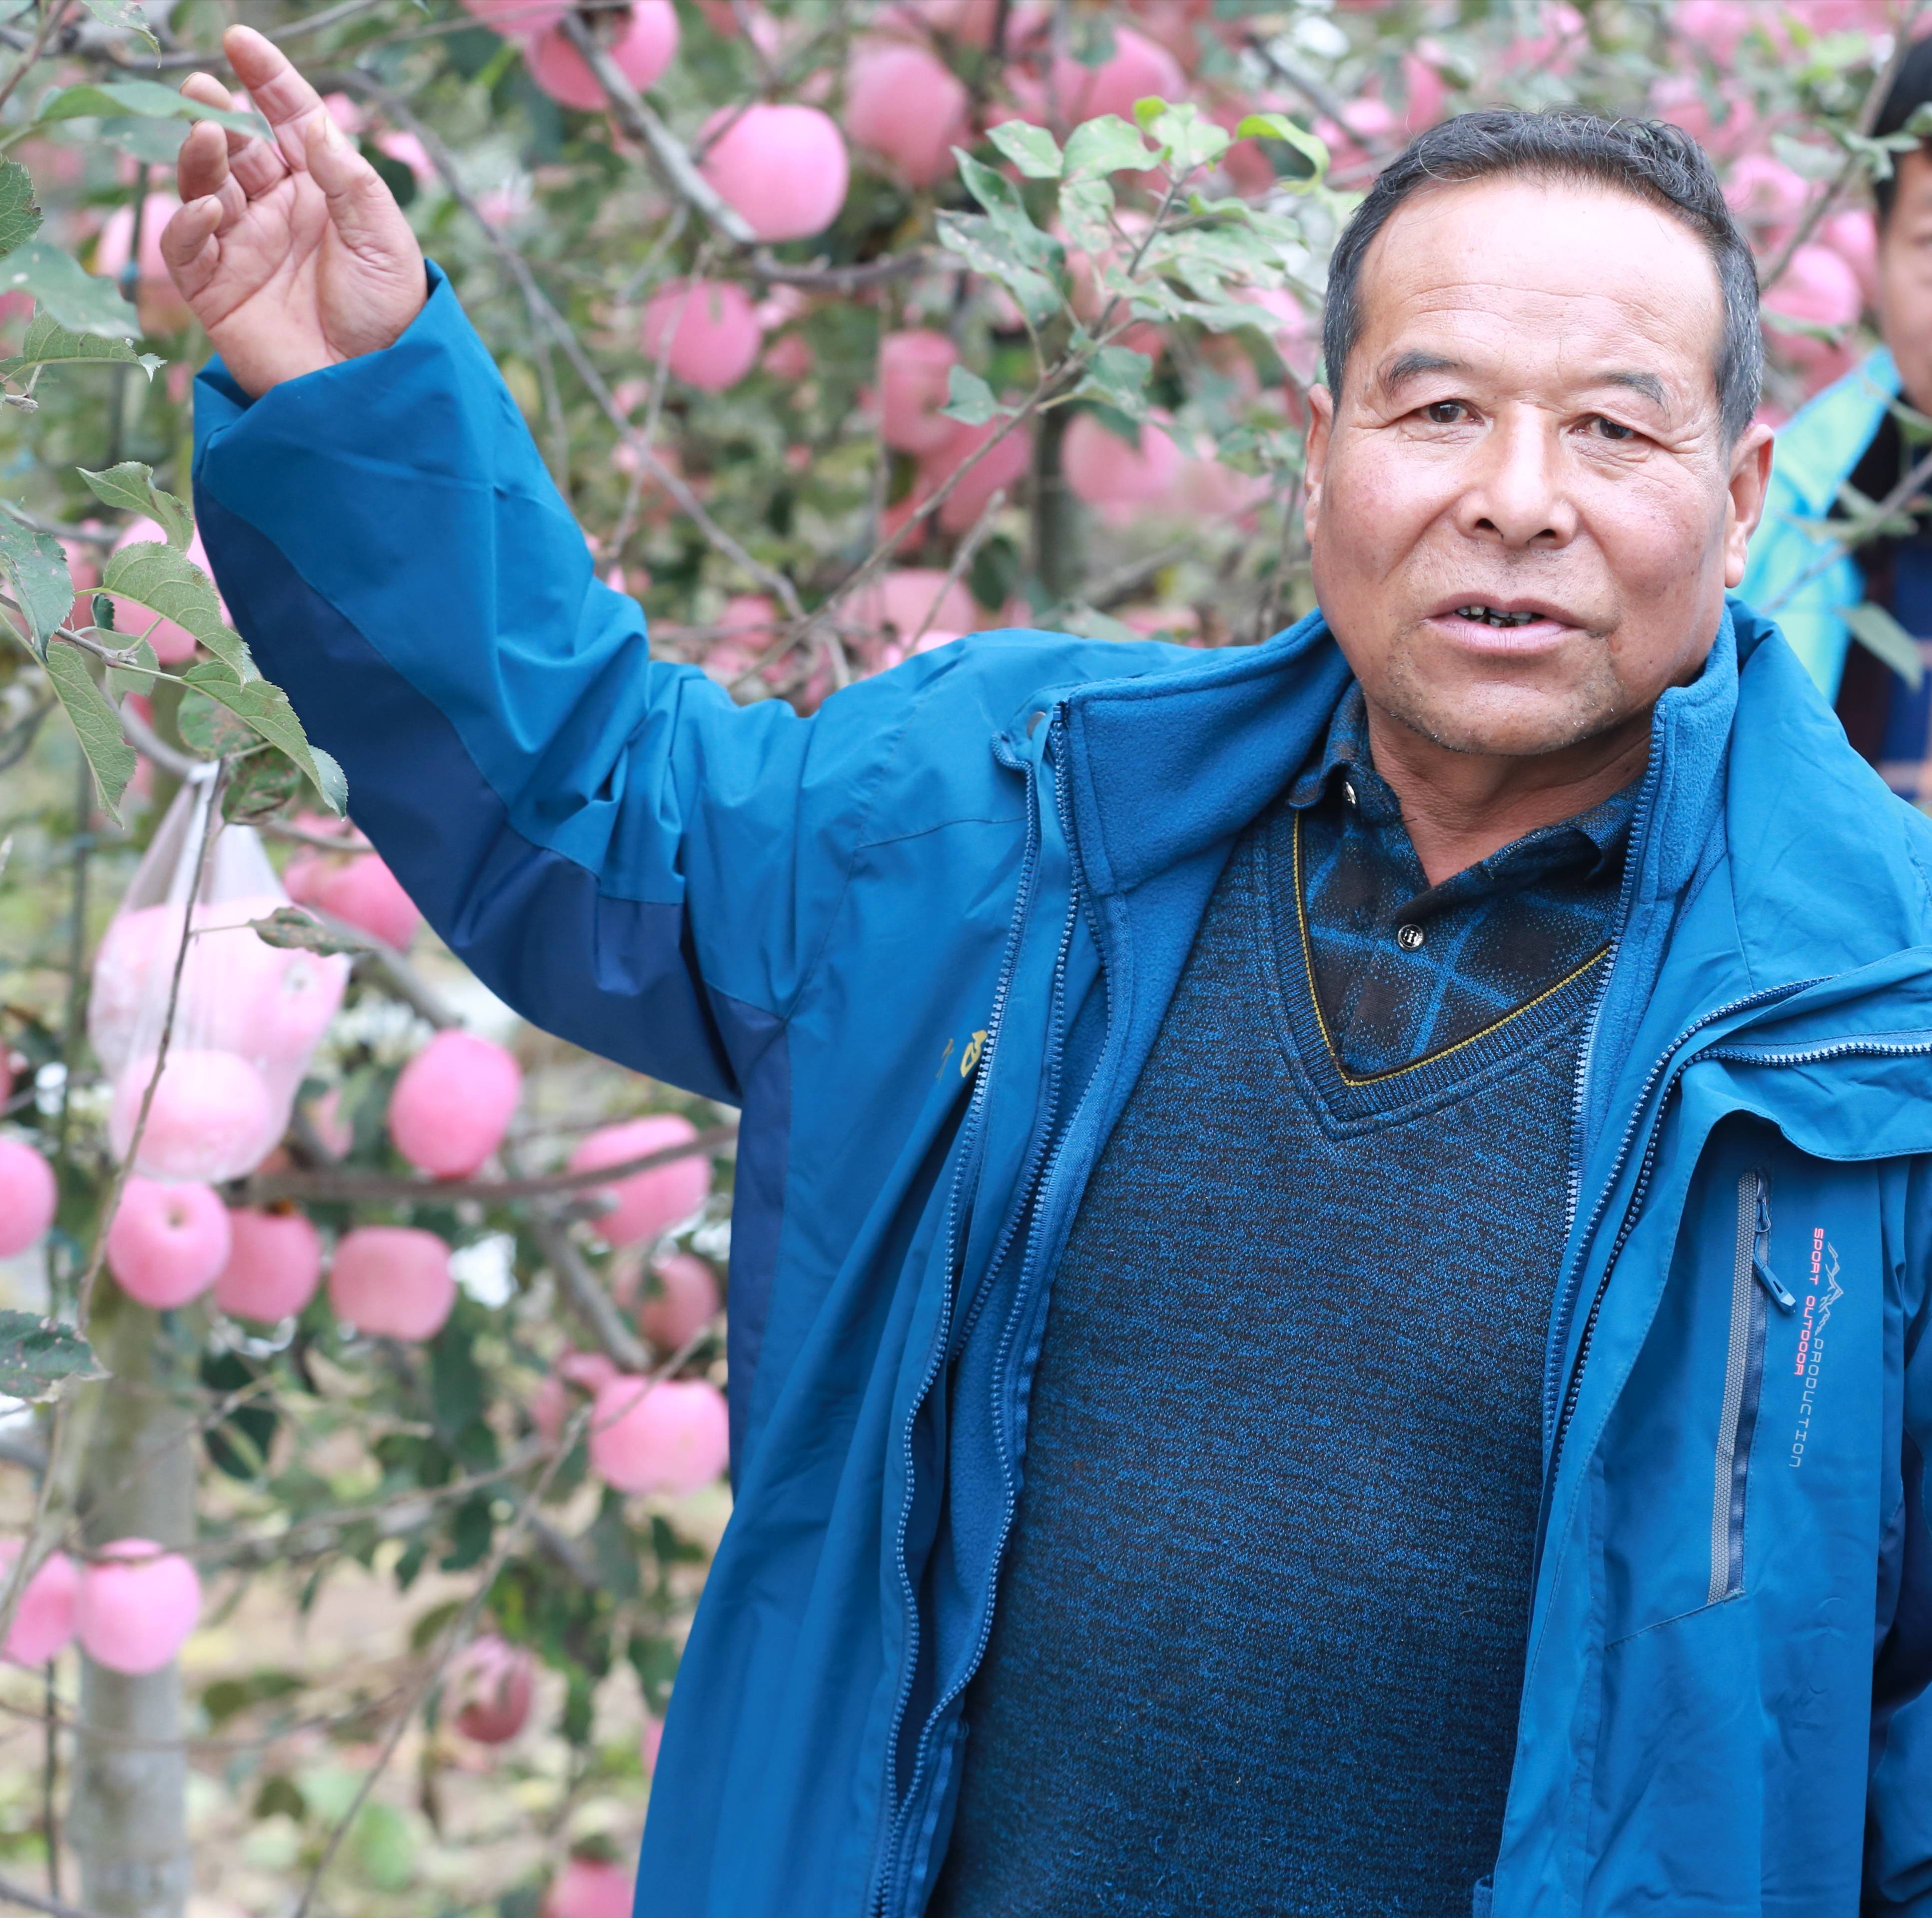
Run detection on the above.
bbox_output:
[1424,401,1464,424]
[1591,415,1637,441]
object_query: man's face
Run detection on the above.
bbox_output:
[1304,177,1773,761]
[1879,148,1932,411]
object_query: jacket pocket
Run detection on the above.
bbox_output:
[1707,1169,1794,1603]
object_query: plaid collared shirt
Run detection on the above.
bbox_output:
[1281,684,1638,1080]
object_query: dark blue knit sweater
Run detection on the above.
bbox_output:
[929,688,1635,1917]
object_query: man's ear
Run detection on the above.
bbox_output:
[1723,419,1775,589]
[1304,383,1335,551]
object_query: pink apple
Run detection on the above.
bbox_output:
[74,1539,201,1675]
[93,194,191,335]
[109,1048,278,1183]
[637,1253,722,1353]
[568,1115,710,1247]
[851,568,979,649]
[1003,25,1184,129]
[0,1545,78,1666]
[287,852,421,952]
[1725,152,1808,248]
[306,1087,354,1159]
[1063,412,1183,515]
[89,903,184,1072]
[460,0,569,34]
[531,1350,621,1443]
[588,1374,730,1495]
[106,1177,230,1308]
[388,1031,522,1179]
[1765,244,1864,371]
[1821,206,1878,307]
[640,280,763,393]
[447,1634,536,1743]
[525,3,679,110]
[918,415,1033,534]
[0,1137,56,1257]
[878,329,960,454]
[846,42,971,187]
[330,1227,456,1340]
[106,517,224,665]
[545,1858,634,1918]
[699,103,850,242]
[214,1208,323,1322]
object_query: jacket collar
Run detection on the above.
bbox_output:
[1768,344,1900,515]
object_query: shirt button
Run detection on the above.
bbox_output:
[1396,923,1426,952]
[1342,780,1357,806]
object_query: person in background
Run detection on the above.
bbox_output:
[1742,33,1932,795]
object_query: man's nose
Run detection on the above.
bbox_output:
[1454,411,1577,549]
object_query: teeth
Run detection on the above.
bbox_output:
[1454,605,1537,628]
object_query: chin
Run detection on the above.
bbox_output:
[1382,680,1625,759]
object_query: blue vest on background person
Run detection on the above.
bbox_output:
[190,267,1932,1918]
[1738,346,1932,803]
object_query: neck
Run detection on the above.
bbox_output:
[1363,702,1651,889]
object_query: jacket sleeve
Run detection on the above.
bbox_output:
[192,264,890,1104]
[1863,1160,1932,1912]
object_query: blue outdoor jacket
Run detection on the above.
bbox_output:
[193,268,1932,1916]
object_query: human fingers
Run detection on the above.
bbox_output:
[300,110,410,254]
[175,117,230,204]
[181,69,288,196]
[158,195,223,300]
[221,24,330,152]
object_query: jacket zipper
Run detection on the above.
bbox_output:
[870,728,1046,1915]
[878,724,1090,1918]
[1545,1013,1923,1518]
[1708,1169,1791,1605]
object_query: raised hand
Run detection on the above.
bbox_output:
[161,24,426,398]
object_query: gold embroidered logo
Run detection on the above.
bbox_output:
[960,1029,988,1078]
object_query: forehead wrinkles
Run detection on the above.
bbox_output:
[1354,181,1723,403]
[1372,281,1701,402]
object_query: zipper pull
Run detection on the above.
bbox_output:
[1752,1181,1796,1310]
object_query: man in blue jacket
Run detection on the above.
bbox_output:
[1741,33,1932,794]
[165,33,1932,1916]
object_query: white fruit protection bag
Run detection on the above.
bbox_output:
[91,770,349,1182]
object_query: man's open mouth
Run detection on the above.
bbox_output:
[1452,604,1544,628]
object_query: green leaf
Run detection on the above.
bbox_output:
[78,117,189,165]
[222,748,307,824]
[176,686,255,756]
[82,463,191,545]
[1846,600,1926,689]
[0,513,74,650]
[0,161,41,260]
[181,659,349,815]
[1063,114,1155,179]
[1234,110,1329,185]
[73,0,157,48]
[936,213,1064,326]
[1071,345,1153,418]
[941,365,1003,427]
[0,318,160,382]
[105,636,157,698]
[42,641,135,824]
[1058,174,1114,255]
[0,1309,106,1400]
[34,80,259,137]
[101,541,246,669]
[0,241,138,338]
[1141,99,1229,176]
[248,904,372,956]
[986,120,1062,179]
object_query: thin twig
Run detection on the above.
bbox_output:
[529,1212,650,1371]
[236,1123,733,1207]
[0,1871,108,1918]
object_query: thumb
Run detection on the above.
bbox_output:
[300,111,409,253]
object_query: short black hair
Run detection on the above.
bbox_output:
[1320,107,1762,444]
[1873,35,1932,224]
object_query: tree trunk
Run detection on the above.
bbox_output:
[67,1291,196,1918]
[1031,403,1085,606]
